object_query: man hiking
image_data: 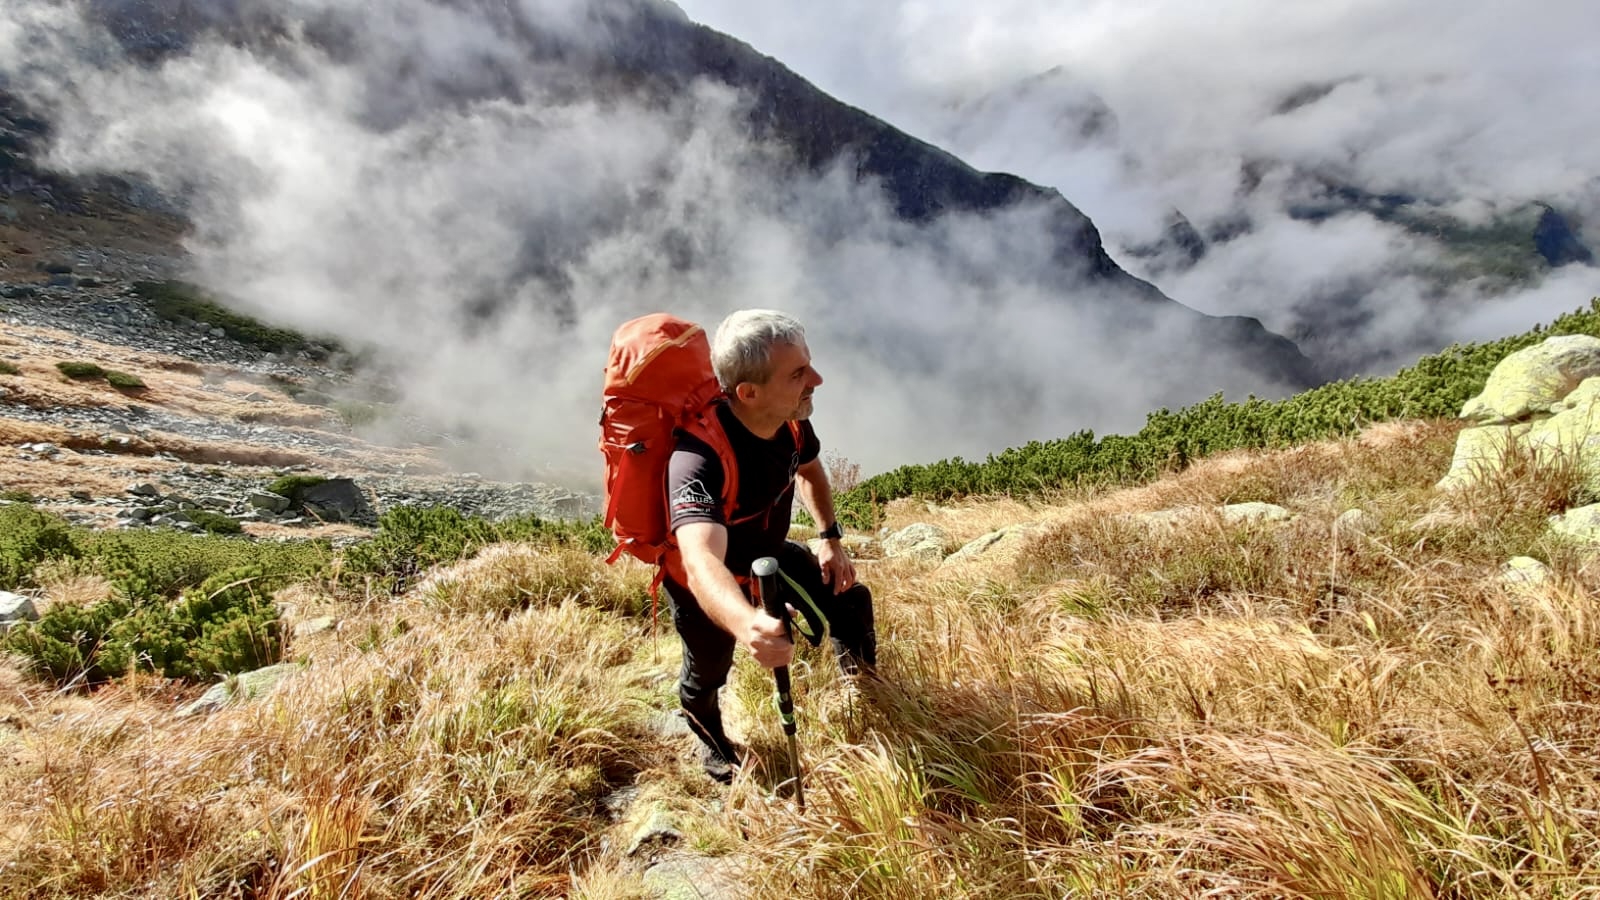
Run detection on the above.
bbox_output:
[664,309,877,782]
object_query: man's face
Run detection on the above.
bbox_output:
[750,339,824,421]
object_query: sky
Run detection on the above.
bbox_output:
[2,0,1598,486]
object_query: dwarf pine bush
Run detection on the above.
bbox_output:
[55,360,105,379]
[3,595,133,684]
[104,369,146,390]
[134,279,333,358]
[840,297,1600,524]
[2,516,326,686]
[339,506,613,593]
[265,474,328,501]
[0,504,80,589]
[110,565,284,681]
[7,565,284,685]
[186,509,243,535]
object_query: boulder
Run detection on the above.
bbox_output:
[0,591,39,634]
[943,523,1045,566]
[1437,422,1525,491]
[1502,556,1553,588]
[1219,502,1292,525]
[643,856,746,900]
[882,523,950,562]
[1460,335,1600,423]
[292,616,336,638]
[1549,504,1600,548]
[1440,375,1600,494]
[178,662,300,717]
[1334,508,1376,535]
[626,804,683,858]
[247,490,291,513]
[297,478,370,524]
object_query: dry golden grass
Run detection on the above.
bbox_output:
[6,418,1600,897]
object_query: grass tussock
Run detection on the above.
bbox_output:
[6,420,1600,897]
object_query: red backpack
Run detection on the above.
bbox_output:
[600,314,736,586]
[599,313,798,592]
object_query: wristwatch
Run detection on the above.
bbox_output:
[818,521,844,540]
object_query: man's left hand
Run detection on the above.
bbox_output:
[817,538,857,594]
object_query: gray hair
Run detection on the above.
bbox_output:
[711,309,807,391]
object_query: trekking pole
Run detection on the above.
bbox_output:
[751,555,805,812]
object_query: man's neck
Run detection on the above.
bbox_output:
[726,398,784,439]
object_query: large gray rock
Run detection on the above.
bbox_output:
[1460,335,1600,423]
[643,856,746,900]
[1335,508,1376,535]
[1219,502,1293,525]
[943,523,1045,566]
[1502,556,1553,588]
[247,490,291,513]
[882,523,950,562]
[298,478,370,524]
[178,662,300,717]
[1437,422,1526,491]
[626,804,683,858]
[0,591,39,634]
[1549,504,1600,548]
[1439,378,1600,494]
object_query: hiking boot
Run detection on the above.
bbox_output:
[701,741,742,784]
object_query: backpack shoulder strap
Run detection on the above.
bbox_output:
[680,405,741,520]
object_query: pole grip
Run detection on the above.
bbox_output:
[752,556,786,638]
[751,556,796,735]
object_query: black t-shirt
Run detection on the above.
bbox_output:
[667,401,821,581]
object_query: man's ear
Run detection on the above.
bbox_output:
[732,381,759,403]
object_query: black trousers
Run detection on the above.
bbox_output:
[664,540,876,756]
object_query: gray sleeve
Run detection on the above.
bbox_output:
[668,435,726,530]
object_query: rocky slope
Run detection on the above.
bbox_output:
[0,196,593,536]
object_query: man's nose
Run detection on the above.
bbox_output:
[809,367,824,387]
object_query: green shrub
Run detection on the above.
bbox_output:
[339,506,613,592]
[187,510,243,535]
[55,360,105,379]
[266,474,327,502]
[109,565,284,681]
[0,489,34,503]
[334,400,382,428]
[0,360,19,376]
[0,505,80,589]
[80,530,328,605]
[3,596,133,685]
[6,566,286,686]
[104,370,146,390]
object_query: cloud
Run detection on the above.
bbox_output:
[676,0,1600,371]
[5,0,1301,483]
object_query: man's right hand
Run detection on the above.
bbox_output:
[743,610,794,669]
